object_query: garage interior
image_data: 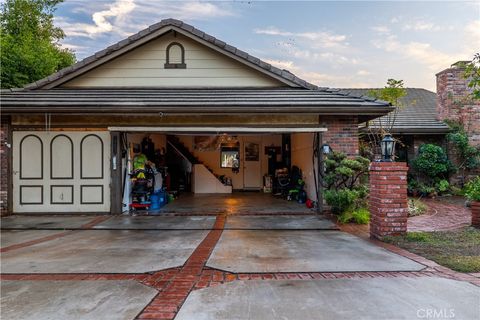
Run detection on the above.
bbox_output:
[118,128,325,215]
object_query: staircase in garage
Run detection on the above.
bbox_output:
[166,136,231,191]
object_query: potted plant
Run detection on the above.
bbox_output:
[464,176,480,228]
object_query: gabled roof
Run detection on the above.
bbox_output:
[24,18,318,90]
[342,88,450,134]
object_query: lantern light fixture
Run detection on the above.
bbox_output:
[321,144,332,155]
[381,134,396,162]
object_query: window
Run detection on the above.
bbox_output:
[220,147,240,168]
[164,42,186,69]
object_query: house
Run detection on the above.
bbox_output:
[0,19,392,215]
[344,88,450,163]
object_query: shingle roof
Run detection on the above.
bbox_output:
[0,88,392,118]
[23,18,318,90]
[341,88,450,134]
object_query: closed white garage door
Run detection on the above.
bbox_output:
[12,131,110,213]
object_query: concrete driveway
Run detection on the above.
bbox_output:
[1,214,479,320]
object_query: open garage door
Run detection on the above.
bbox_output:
[109,126,327,214]
[12,131,111,213]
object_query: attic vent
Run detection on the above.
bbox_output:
[165,42,186,69]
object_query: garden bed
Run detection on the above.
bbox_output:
[384,227,480,273]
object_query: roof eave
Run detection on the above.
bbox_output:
[1,104,393,116]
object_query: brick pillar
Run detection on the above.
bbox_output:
[369,162,408,240]
[472,201,480,228]
[0,116,11,216]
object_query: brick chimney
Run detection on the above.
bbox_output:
[436,61,480,146]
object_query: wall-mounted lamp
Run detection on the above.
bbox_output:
[321,144,332,155]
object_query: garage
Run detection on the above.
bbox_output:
[0,19,391,215]
[110,127,327,215]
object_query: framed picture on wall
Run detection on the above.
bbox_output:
[244,142,259,161]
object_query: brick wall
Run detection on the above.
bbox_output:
[369,162,408,240]
[436,63,480,147]
[0,117,11,216]
[437,63,480,183]
[320,116,359,157]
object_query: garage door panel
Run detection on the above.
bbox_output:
[13,131,110,213]
[20,135,43,179]
[51,135,74,179]
[20,186,44,205]
[80,135,104,179]
[51,185,74,204]
[80,185,104,204]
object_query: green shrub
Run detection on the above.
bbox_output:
[338,207,370,224]
[323,152,370,190]
[408,198,428,217]
[464,176,480,201]
[411,144,455,181]
[436,179,450,193]
[324,189,358,215]
[407,179,419,194]
[450,185,465,196]
[323,152,370,219]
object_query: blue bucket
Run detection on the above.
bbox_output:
[150,193,160,210]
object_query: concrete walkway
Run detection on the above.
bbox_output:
[177,278,479,320]
[1,214,479,320]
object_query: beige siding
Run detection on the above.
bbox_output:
[62,33,283,88]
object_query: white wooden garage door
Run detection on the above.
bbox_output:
[12,131,110,213]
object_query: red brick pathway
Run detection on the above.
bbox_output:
[408,198,470,232]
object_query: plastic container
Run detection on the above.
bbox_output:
[150,191,167,210]
[150,193,161,210]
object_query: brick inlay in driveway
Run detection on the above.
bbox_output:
[136,214,226,320]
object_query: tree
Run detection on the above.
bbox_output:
[362,79,408,159]
[1,0,75,88]
[446,121,480,186]
[464,53,480,100]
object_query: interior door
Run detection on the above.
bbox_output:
[12,131,110,213]
[243,139,262,189]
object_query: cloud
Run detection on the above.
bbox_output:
[134,0,233,21]
[389,16,452,32]
[56,0,136,38]
[357,70,371,76]
[372,34,468,71]
[371,16,479,72]
[262,59,374,88]
[371,26,390,34]
[465,20,480,42]
[57,0,233,39]
[254,26,348,49]
[402,20,442,32]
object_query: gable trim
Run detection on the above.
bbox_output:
[27,19,316,90]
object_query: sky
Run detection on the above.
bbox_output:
[53,0,480,91]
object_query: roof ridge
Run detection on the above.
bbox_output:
[24,18,318,90]
[326,88,392,106]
